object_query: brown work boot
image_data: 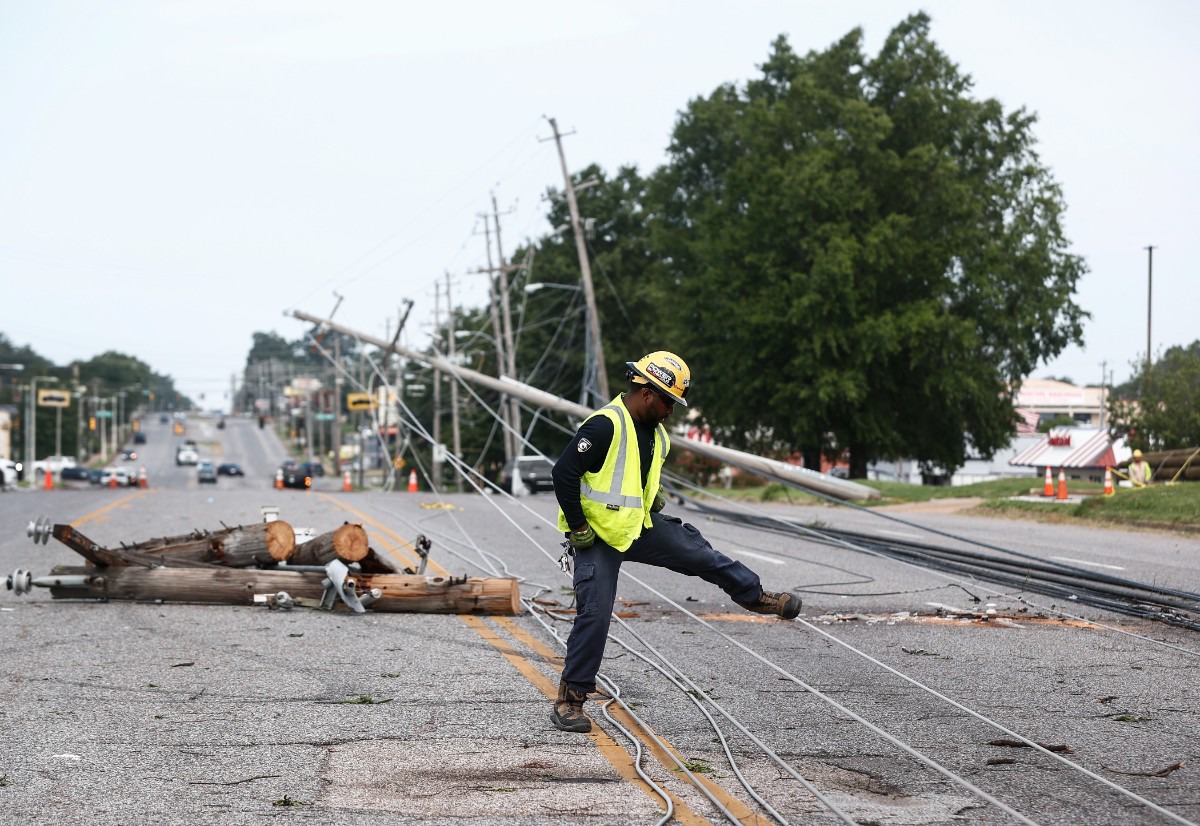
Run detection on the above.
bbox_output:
[551,680,593,733]
[743,590,802,619]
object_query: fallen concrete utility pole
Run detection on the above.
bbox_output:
[291,309,880,502]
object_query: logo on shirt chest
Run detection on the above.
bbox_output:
[577,438,592,453]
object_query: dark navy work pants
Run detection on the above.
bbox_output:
[561,513,763,694]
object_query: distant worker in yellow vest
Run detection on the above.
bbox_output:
[549,350,802,733]
[1128,449,1151,487]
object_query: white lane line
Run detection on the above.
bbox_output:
[876,529,921,539]
[1051,556,1125,571]
[730,549,786,565]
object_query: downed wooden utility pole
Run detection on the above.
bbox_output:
[44,565,523,615]
[49,522,295,568]
[287,523,398,573]
[154,521,296,567]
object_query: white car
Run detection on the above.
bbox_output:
[32,455,78,476]
[0,459,19,488]
[98,467,134,487]
[176,445,199,466]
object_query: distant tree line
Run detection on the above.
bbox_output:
[0,332,186,462]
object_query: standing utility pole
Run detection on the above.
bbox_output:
[1144,245,1155,374]
[432,282,443,487]
[477,214,522,462]
[491,194,522,456]
[329,292,344,461]
[446,272,463,493]
[547,117,608,403]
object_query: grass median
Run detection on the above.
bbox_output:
[698,477,1199,533]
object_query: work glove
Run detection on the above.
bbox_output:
[651,488,666,513]
[567,525,596,550]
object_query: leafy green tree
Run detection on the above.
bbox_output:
[1108,341,1200,451]
[511,164,665,411]
[649,15,1088,475]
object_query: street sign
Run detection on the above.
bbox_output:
[37,389,70,408]
[292,377,322,393]
[346,393,376,411]
[314,413,335,421]
[96,410,113,419]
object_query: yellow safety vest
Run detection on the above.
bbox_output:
[557,395,670,552]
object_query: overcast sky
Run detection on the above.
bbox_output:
[2,1,1196,411]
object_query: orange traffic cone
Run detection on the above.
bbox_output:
[407,469,418,493]
[1103,468,1114,496]
[138,466,148,488]
[274,469,284,490]
[342,470,352,492]
[108,472,118,489]
[1056,469,1068,500]
[1042,466,1053,497]
[44,469,54,491]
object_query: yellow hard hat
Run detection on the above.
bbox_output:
[627,351,691,407]
[1133,449,1143,459]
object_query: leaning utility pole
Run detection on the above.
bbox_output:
[547,117,608,403]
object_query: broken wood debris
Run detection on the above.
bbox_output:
[987,738,1075,754]
[1102,761,1185,778]
[6,515,521,616]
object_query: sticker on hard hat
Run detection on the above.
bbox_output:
[645,363,675,387]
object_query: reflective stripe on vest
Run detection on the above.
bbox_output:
[579,404,644,509]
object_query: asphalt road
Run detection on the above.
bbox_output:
[1,416,1197,825]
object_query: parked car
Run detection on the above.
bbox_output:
[98,467,136,487]
[32,455,78,477]
[499,456,556,494]
[133,432,147,444]
[281,469,311,490]
[298,461,325,478]
[216,463,244,477]
[59,466,93,483]
[197,461,217,484]
[176,445,199,466]
[0,459,18,487]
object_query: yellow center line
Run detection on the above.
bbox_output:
[495,618,770,824]
[316,496,761,823]
[316,493,448,576]
[69,490,153,527]
[460,615,713,825]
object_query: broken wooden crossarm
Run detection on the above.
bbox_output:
[36,565,522,614]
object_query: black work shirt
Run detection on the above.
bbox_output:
[552,397,658,531]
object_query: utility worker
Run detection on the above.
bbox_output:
[550,350,802,733]
[1128,449,1151,487]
